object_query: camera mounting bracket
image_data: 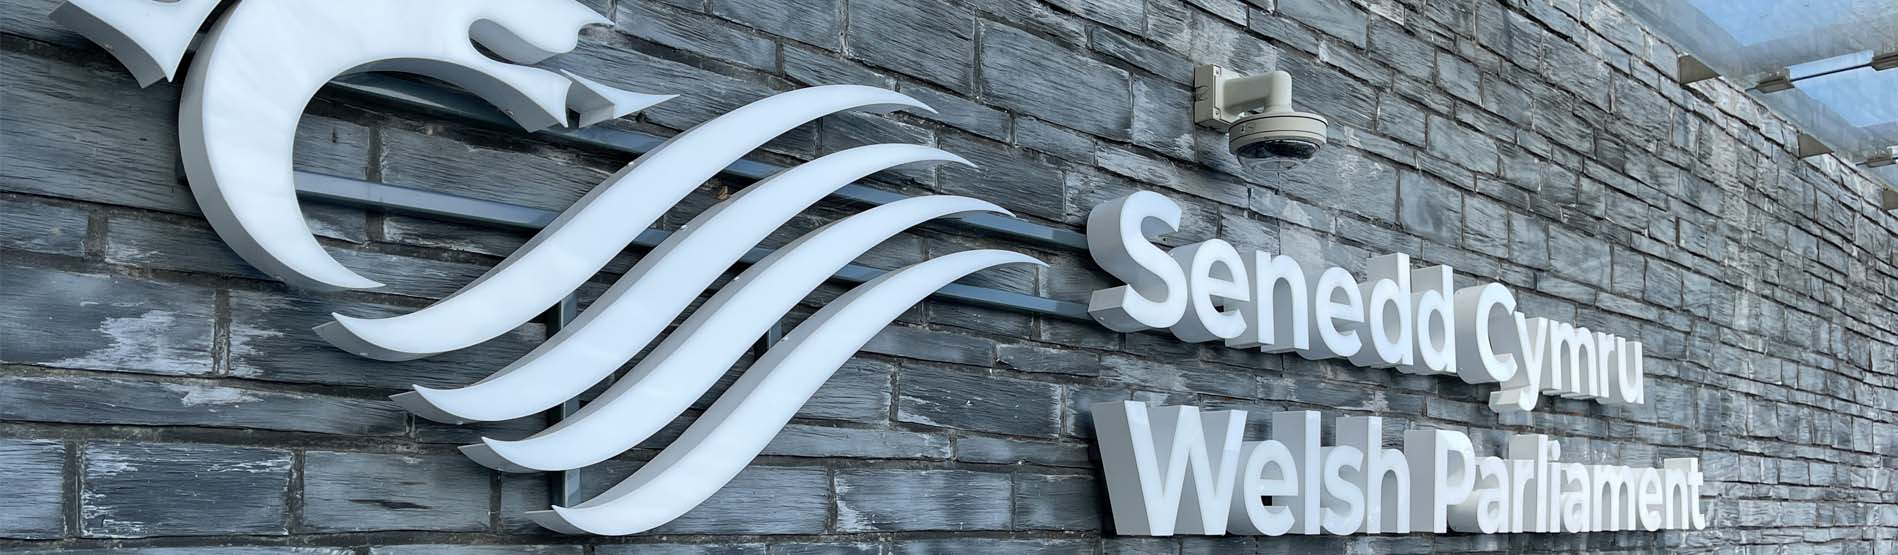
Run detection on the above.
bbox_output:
[1194,64,1294,129]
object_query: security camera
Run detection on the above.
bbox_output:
[1194,65,1328,172]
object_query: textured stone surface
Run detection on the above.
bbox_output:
[0,197,87,256]
[835,469,1010,531]
[2,0,1894,550]
[80,443,292,538]
[763,424,952,460]
[0,439,64,539]
[616,2,778,71]
[301,452,491,533]
[713,0,842,49]
[846,0,976,92]
[0,375,407,436]
[1399,170,1464,245]
[372,547,582,555]
[1278,0,1369,47]
[226,289,543,390]
[897,364,1063,437]
[1,264,214,376]
[981,23,1133,139]
[1014,474,1104,530]
[894,539,1094,555]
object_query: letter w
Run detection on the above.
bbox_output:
[1093,401,1246,535]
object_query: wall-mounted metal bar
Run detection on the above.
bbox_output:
[325,74,1091,251]
[294,171,1094,321]
[542,295,584,507]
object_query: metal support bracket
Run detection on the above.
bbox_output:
[1676,55,1719,85]
[544,294,583,508]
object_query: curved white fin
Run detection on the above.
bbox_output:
[320,86,932,358]
[387,144,961,422]
[461,195,1009,472]
[527,250,1045,535]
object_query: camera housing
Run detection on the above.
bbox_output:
[1194,65,1328,171]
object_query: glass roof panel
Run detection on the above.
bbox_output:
[1613,0,1898,191]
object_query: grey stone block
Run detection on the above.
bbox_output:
[1047,0,1144,33]
[1462,193,1510,257]
[1064,384,1133,438]
[954,436,1093,468]
[1183,10,1279,77]
[1013,474,1102,530]
[1,49,369,218]
[981,23,1133,139]
[81,442,291,538]
[597,546,767,555]
[820,111,932,152]
[372,547,583,555]
[1090,27,1194,85]
[847,0,976,92]
[1509,212,1550,268]
[1369,19,1435,80]
[0,375,406,436]
[1094,145,1247,208]
[892,539,1093,555]
[784,45,891,88]
[1103,538,1178,555]
[1399,170,1464,245]
[377,127,611,214]
[1277,0,1369,47]
[1267,146,1399,224]
[301,451,492,533]
[227,289,543,390]
[1318,34,1394,87]
[762,424,951,460]
[929,302,1034,339]
[1608,246,1645,297]
[1436,54,1482,104]
[667,466,831,534]
[1547,227,1610,287]
[1,51,194,215]
[897,364,1061,436]
[616,2,777,70]
[899,84,1010,141]
[0,0,90,46]
[1426,115,1499,175]
[549,38,813,154]
[0,197,87,256]
[769,543,881,555]
[103,215,266,280]
[504,462,828,534]
[1014,117,1095,163]
[798,358,896,423]
[1131,77,1195,160]
[863,324,996,366]
[1,264,213,376]
[16,549,350,555]
[998,343,1105,376]
[834,469,1010,531]
[713,0,842,49]
[376,215,528,260]
[1644,260,1685,309]
[936,134,1066,222]
[1104,354,1257,399]
[0,439,64,539]
[1249,5,1322,54]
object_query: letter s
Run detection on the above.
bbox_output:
[1087,191,1187,332]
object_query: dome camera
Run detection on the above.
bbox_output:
[1193,65,1328,172]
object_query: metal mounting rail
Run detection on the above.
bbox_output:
[293,170,1094,321]
[325,74,1092,251]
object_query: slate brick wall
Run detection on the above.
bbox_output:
[2,0,1895,553]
